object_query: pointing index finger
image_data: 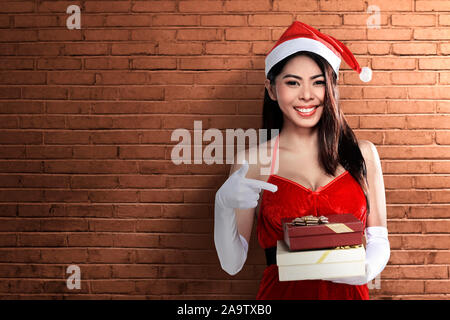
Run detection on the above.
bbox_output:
[244,178,278,193]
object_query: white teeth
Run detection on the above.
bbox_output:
[294,106,316,113]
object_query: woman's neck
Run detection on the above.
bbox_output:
[279,121,319,152]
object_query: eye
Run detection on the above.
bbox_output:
[286,81,299,86]
[314,80,326,85]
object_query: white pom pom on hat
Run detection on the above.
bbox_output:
[359,66,372,82]
[265,21,372,82]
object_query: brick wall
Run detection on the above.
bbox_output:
[0,0,449,299]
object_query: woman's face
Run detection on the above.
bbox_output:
[265,54,326,130]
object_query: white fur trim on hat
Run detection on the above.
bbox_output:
[265,37,341,78]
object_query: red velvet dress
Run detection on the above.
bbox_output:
[256,135,369,300]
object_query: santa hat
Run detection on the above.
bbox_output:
[265,21,372,82]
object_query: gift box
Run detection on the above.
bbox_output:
[282,214,364,251]
[276,240,366,282]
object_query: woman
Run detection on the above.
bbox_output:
[214,21,390,300]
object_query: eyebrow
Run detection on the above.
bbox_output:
[282,73,324,80]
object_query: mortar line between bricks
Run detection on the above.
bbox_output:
[2,186,450,189]
[3,157,449,160]
[5,202,450,205]
[3,262,450,266]
[3,201,449,205]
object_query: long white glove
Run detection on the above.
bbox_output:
[329,226,390,285]
[214,160,278,275]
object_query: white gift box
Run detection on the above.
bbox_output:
[276,240,366,282]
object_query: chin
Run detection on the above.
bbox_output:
[289,111,322,128]
[295,121,321,129]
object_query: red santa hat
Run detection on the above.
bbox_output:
[265,21,372,82]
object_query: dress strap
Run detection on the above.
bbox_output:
[269,134,280,176]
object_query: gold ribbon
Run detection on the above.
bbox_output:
[324,223,354,233]
[315,245,362,264]
[316,250,332,264]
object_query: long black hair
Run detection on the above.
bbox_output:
[262,51,370,215]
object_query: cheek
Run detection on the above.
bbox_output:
[314,87,326,102]
[316,107,324,118]
[276,87,297,105]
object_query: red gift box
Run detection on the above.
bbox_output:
[282,214,364,251]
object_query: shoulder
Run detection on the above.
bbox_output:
[358,139,378,163]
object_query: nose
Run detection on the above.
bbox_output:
[300,83,313,101]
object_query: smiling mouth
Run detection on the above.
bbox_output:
[293,105,318,112]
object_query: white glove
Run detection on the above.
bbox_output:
[214,160,278,275]
[329,226,390,285]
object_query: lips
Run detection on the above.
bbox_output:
[294,105,318,112]
[293,105,319,117]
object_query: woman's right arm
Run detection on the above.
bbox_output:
[214,159,277,275]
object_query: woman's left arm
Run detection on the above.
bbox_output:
[331,140,390,285]
[363,140,387,228]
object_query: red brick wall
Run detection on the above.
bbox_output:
[0,0,449,299]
